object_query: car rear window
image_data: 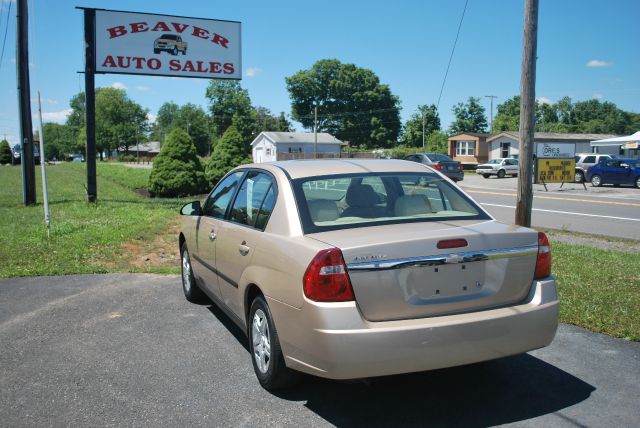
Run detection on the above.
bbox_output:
[292,172,489,233]
[426,153,453,162]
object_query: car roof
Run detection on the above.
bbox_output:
[240,159,431,180]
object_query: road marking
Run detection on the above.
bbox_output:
[461,184,640,201]
[481,203,640,222]
[467,190,640,207]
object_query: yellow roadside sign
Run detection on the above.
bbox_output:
[536,158,575,183]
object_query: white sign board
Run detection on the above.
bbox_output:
[536,143,575,158]
[95,10,241,79]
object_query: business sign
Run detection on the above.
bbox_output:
[536,158,575,183]
[95,10,241,79]
[536,143,575,159]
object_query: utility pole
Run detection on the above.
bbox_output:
[422,110,425,149]
[485,95,497,133]
[515,0,538,227]
[16,0,36,205]
[313,105,318,159]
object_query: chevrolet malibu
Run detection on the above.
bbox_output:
[178,159,558,390]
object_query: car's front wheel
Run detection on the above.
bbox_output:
[636,176,640,189]
[154,48,160,54]
[180,244,209,304]
[249,295,300,390]
[575,170,584,183]
[497,169,506,179]
[172,46,178,55]
[482,173,490,178]
[591,174,602,187]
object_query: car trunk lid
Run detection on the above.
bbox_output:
[308,220,538,321]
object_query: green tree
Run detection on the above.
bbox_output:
[492,96,521,132]
[0,139,11,164]
[150,101,180,142]
[42,123,75,161]
[286,59,401,148]
[150,102,211,156]
[148,129,207,197]
[448,97,488,135]
[401,104,441,147]
[205,125,250,184]
[253,107,292,133]
[426,131,449,154]
[205,80,253,137]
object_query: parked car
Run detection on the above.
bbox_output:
[153,34,187,55]
[586,158,640,188]
[11,143,40,165]
[178,159,558,390]
[404,153,464,182]
[476,158,519,178]
[574,153,612,183]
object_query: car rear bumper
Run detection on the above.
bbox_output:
[444,171,464,181]
[269,277,558,380]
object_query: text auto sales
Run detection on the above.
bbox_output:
[100,21,235,75]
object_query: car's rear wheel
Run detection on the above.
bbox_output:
[249,295,300,390]
[180,244,209,304]
[482,174,490,179]
[575,170,584,183]
[154,48,160,54]
[636,176,640,189]
[497,169,506,179]
[591,174,602,187]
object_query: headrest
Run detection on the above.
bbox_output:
[307,199,339,222]
[394,195,432,216]
[345,184,379,208]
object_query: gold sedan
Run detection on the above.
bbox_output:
[179,159,558,390]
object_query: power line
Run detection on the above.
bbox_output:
[436,0,469,110]
[0,0,12,70]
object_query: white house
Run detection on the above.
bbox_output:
[251,132,346,163]
[486,132,619,160]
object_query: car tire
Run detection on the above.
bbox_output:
[172,46,178,55]
[636,176,640,189]
[497,169,506,179]
[182,49,187,55]
[180,244,209,304]
[482,174,490,179]
[249,295,301,390]
[591,174,602,187]
[575,170,584,183]
[154,48,160,54]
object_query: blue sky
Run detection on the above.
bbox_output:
[0,0,638,146]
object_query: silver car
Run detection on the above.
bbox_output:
[179,159,558,390]
[476,158,519,178]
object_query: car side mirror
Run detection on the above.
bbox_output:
[180,201,202,216]
[621,163,630,169]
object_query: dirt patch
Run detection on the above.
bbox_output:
[109,217,181,271]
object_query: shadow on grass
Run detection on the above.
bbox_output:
[205,301,595,427]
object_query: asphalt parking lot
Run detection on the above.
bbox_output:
[1,274,638,427]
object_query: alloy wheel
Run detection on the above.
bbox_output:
[252,309,271,374]
[182,252,192,293]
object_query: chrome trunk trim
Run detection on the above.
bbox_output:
[346,245,538,272]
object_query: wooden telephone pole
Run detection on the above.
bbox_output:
[515,0,538,227]
[16,0,36,205]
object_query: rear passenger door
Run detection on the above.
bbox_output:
[215,171,277,318]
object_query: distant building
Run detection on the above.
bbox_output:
[251,132,347,163]
[130,141,161,158]
[447,133,492,166]
[486,132,619,159]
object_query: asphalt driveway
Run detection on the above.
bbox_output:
[1,274,638,427]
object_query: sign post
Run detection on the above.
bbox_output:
[78,8,242,202]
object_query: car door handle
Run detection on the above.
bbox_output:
[238,241,250,256]
[209,229,217,241]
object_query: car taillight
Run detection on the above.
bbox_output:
[303,248,354,302]
[458,165,464,171]
[534,232,552,279]
[433,163,443,170]
[437,238,468,249]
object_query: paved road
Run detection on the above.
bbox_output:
[1,274,638,427]
[459,174,640,240]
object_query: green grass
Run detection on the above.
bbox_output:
[97,162,152,190]
[553,242,639,341]
[0,162,187,277]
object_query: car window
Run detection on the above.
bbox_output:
[293,173,487,233]
[229,172,275,228]
[583,156,596,163]
[254,186,276,230]
[602,159,616,168]
[202,171,244,218]
[488,159,501,164]
[426,154,453,162]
